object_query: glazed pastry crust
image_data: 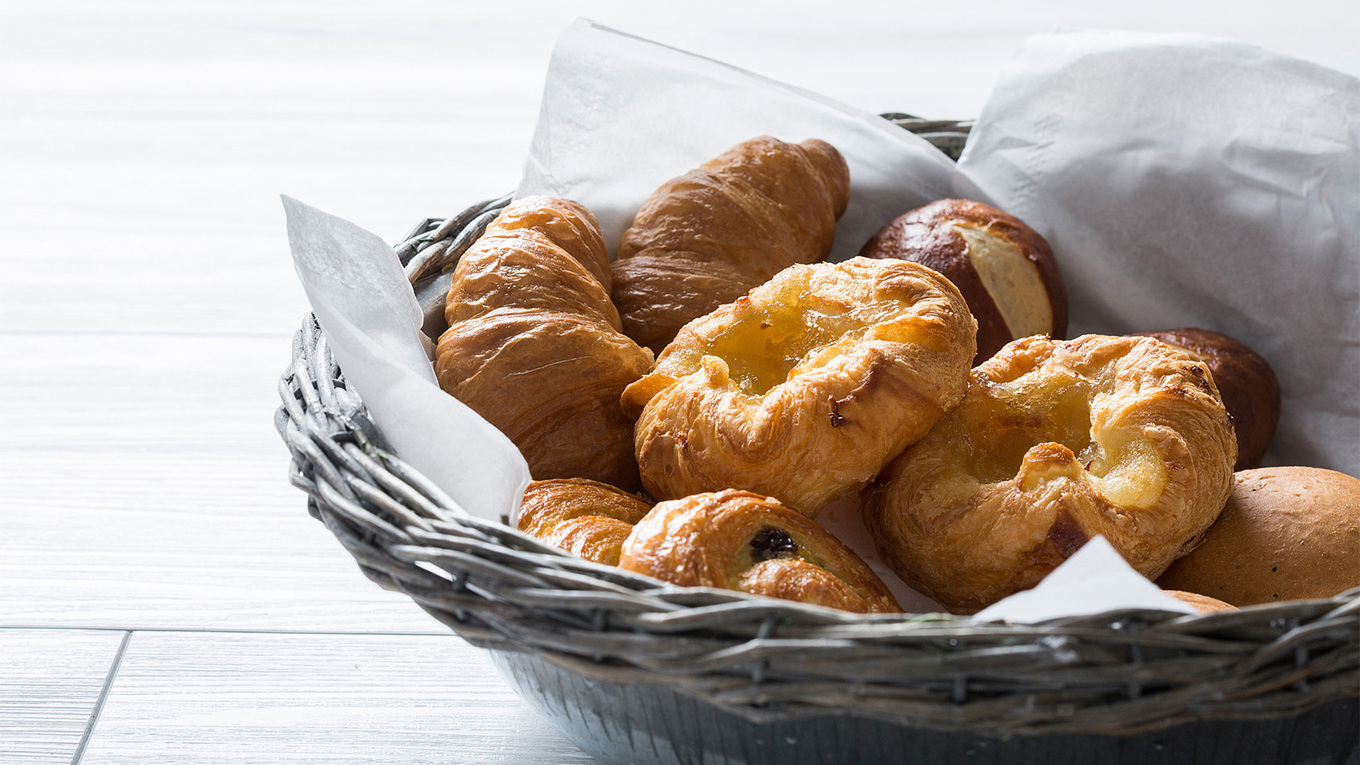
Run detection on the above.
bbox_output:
[516,478,653,566]
[436,196,654,489]
[617,490,901,614]
[863,334,1237,614]
[612,136,851,352]
[624,257,976,516]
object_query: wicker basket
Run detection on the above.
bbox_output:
[275,118,1360,764]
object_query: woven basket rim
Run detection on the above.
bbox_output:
[276,118,1360,738]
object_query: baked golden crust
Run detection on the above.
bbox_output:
[1132,328,1280,470]
[612,135,851,353]
[858,199,1067,365]
[617,490,901,613]
[1163,589,1235,613]
[435,196,654,490]
[624,257,976,516]
[1157,467,1360,605]
[863,334,1237,614]
[516,478,654,566]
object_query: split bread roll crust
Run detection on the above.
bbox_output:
[612,135,851,353]
[623,257,977,517]
[858,198,1068,365]
[617,490,902,614]
[435,196,654,490]
[1164,589,1235,614]
[1157,467,1360,605]
[863,334,1238,614]
[516,478,653,566]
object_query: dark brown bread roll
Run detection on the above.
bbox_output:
[858,198,1067,366]
[1133,328,1280,470]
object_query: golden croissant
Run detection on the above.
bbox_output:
[617,490,901,614]
[611,135,851,353]
[435,196,654,490]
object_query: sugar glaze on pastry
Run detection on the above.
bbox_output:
[617,489,902,614]
[623,257,976,516]
[863,334,1237,614]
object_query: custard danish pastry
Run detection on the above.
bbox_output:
[863,334,1237,614]
[617,490,902,614]
[623,257,976,516]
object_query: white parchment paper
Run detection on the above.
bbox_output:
[285,21,1359,621]
[959,31,1360,475]
[284,197,531,522]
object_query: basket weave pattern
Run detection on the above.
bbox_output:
[275,119,1360,738]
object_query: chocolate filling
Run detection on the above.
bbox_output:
[750,527,798,561]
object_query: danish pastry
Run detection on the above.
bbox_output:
[859,199,1067,365]
[617,489,902,613]
[435,196,654,489]
[516,478,653,566]
[623,257,976,516]
[612,135,851,352]
[1132,328,1280,470]
[863,334,1237,614]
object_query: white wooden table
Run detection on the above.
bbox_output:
[2,2,1356,762]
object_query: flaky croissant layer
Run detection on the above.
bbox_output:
[435,196,654,490]
[617,490,902,614]
[612,135,851,353]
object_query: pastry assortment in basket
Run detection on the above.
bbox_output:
[422,132,1360,620]
[277,35,1360,755]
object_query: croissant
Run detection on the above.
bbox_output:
[862,335,1238,614]
[612,135,851,352]
[435,196,654,489]
[622,257,976,516]
[516,478,653,566]
[617,490,901,614]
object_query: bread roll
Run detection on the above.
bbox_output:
[859,199,1067,365]
[1157,466,1360,605]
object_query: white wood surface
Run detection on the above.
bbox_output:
[0,630,127,764]
[2,1,1356,762]
[78,631,594,765]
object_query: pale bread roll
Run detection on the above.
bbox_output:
[1157,466,1360,606]
[1163,589,1235,614]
